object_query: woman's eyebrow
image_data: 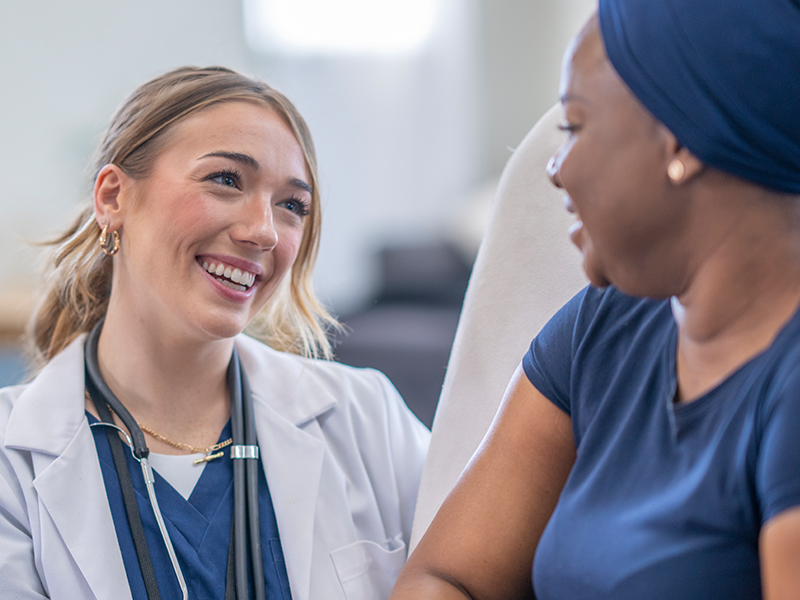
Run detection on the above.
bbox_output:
[289,177,312,194]
[198,151,260,171]
[559,92,590,105]
[199,151,311,193]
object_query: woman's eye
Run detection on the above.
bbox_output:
[557,122,581,135]
[279,197,310,217]
[207,170,241,189]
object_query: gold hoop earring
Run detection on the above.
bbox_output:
[668,159,685,182]
[99,224,120,256]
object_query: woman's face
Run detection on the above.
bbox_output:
[547,17,691,296]
[107,100,311,342]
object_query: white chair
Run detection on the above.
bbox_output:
[410,104,587,549]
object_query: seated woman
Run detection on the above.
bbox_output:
[390,0,800,598]
[0,66,429,600]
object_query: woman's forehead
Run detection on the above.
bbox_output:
[563,28,622,108]
[563,18,663,140]
[158,102,309,174]
[174,100,287,139]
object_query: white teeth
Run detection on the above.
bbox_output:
[201,260,256,289]
[217,278,247,292]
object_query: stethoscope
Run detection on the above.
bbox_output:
[84,319,267,600]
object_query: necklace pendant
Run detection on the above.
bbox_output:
[193,450,225,465]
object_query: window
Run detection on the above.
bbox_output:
[243,0,440,55]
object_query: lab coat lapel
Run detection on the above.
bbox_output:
[33,426,132,600]
[5,336,131,600]
[254,401,324,600]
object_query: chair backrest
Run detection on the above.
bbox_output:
[410,104,587,550]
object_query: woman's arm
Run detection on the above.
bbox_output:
[761,506,800,600]
[390,365,576,600]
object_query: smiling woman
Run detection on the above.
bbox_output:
[0,67,429,600]
[33,68,330,364]
[389,0,800,598]
[94,101,312,344]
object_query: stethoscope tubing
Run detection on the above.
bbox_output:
[243,364,265,600]
[141,456,188,600]
[85,321,188,600]
[229,354,249,599]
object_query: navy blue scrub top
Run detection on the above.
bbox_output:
[89,414,292,600]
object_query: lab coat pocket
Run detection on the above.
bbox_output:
[330,535,407,600]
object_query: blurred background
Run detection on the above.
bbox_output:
[0,0,593,426]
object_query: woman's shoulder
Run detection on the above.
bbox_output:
[1,336,89,456]
[539,285,672,352]
[755,305,800,400]
[0,384,28,430]
[235,334,417,423]
[236,333,395,386]
[578,284,668,319]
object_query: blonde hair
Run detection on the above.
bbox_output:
[28,66,337,368]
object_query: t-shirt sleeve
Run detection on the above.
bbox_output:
[522,286,592,415]
[756,362,800,523]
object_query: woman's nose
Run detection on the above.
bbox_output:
[547,154,564,189]
[235,197,279,251]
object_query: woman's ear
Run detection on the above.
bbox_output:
[663,129,704,185]
[93,164,133,226]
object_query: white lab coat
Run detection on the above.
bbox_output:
[0,334,430,600]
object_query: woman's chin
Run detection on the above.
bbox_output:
[584,268,612,290]
[189,313,251,342]
[579,251,613,289]
[573,232,611,289]
[568,219,584,249]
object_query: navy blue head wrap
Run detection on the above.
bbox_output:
[598,0,800,194]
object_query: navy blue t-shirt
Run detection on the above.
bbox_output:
[523,286,800,599]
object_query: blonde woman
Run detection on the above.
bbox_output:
[0,66,429,600]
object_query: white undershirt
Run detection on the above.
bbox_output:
[147,452,207,500]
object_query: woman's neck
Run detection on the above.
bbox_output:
[672,183,800,402]
[92,303,234,452]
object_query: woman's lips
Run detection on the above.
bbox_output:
[199,259,256,289]
[199,266,257,301]
[196,256,260,299]
[196,253,263,278]
[568,219,583,247]
[562,194,582,247]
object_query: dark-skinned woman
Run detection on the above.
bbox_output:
[389,0,800,598]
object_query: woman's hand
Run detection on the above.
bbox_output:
[390,365,576,600]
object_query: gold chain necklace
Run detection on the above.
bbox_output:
[85,390,233,464]
[138,424,233,465]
